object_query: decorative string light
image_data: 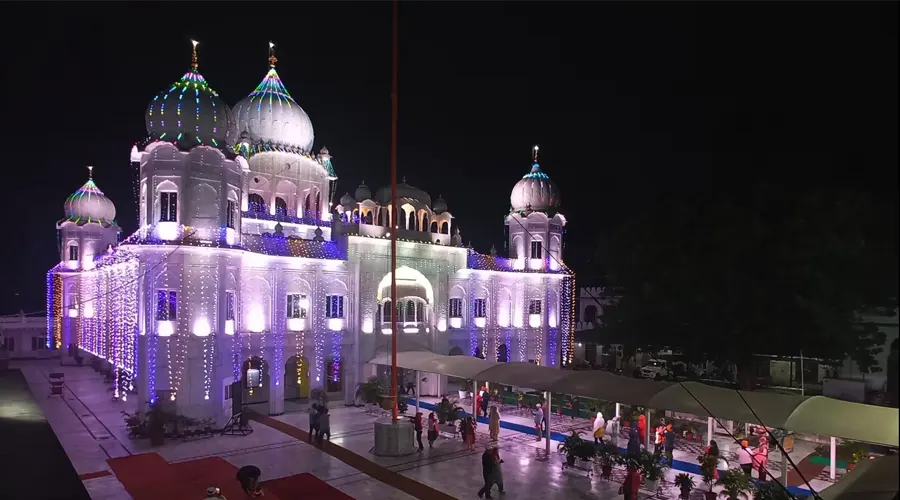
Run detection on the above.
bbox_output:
[560,275,576,366]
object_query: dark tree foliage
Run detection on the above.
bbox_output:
[599,185,897,387]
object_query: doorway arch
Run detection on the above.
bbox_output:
[284,355,310,400]
[498,343,509,362]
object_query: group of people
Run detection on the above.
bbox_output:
[307,403,331,445]
[202,464,264,500]
[734,434,771,480]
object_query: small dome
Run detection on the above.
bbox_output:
[432,195,448,214]
[510,163,560,212]
[340,192,356,207]
[375,178,432,207]
[233,49,314,152]
[64,169,116,223]
[355,181,372,201]
[145,43,235,148]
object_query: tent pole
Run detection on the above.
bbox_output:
[472,380,477,418]
[645,409,652,449]
[830,436,836,480]
[415,370,420,415]
[707,417,713,446]
[615,402,620,419]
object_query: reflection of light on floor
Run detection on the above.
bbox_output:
[0,402,47,423]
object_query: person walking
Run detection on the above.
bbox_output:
[462,417,477,450]
[490,447,506,494]
[308,404,320,443]
[737,440,754,475]
[637,414,647,448]
[427,412,438,448]
[477,448,495,499]
[606,415,620,447]
[626,422,641,459]
[235,465,262,498]
[654,419,666,455]
[592,412,606,444]
[753,435,770,481]
[413,412,424,451]
[489,406,501,442]
[480,389,490,418]
[705,440,720,480]
[316,407,331,445]
[533,403,544,441]
[664,424,676,464]
[619,463,640,500]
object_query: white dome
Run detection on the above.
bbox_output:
[510,162,561,212]
[64,174,116,223]
[233,66,315,152]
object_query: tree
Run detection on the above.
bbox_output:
[599,185,897,388]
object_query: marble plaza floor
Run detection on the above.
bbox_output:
[12,359,836,499]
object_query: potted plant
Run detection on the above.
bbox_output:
[639,450,666,492]
[674,473,695,499]
[146,403,169,446]
[696,452,719,500]
[557,431,586,467]
[754,481,793,500]
[716,469,753,500]
[596,441,617,479]
[437,396,451,424]
[354,376,384,405]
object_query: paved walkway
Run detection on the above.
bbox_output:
[14,359,838,499]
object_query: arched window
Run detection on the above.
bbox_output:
[440,221,449,234]
[248,193,266,214]
[416,301,424,322]
[315,193,321,220]
[363,211,373,225]
[422,214,429,232]
[158,182,178,222]
[275,197,288,217]
[67,243,79,262]
[405,300,415,322]
[406,211,415,231]
[430,221,438,233]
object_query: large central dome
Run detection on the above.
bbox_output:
[232,47,315,152]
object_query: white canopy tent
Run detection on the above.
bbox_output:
[368,351,900,448]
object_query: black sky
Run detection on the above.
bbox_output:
[1,2,896,314]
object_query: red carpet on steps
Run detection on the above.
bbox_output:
[262,473,354,500]
[108,453,352,500]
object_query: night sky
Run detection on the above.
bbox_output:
[2,3,896,314]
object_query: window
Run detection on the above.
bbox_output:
[160,192,177,222]
[528,299,542,315]
[156,290,177,321]
[225,291,235,321]
[225,384,233,401]
[226,200,237,229]
[2,337,14,352]
[287,294,308,319]
[325,295,344,319]
[379,300,392,322]
[248,193,266,213]
[530,240,543,259]
[68,245,78,261]
[275,197,288,217]
[32,337,48,351]
[473,299,487,318]
[449,298,463,318]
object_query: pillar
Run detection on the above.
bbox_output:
[830,436,836,480]
[615,402,621,419]
[545,391,552,455]
[471,380,477,417]
[415,370,420,414]
[645,409,652,449]
[707,417,714,446]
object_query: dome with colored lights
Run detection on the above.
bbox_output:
[233,46,315,152]
[145,42,235,148]
[510,146,560,212]
[64,168,117,224]
[354,182,372,201]
[432,195,447,214]
[375,179,432,207]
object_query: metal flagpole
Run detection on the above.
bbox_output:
[390,0,400,422]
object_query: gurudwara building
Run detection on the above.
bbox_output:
[46,44,575,424]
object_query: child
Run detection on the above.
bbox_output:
[427,412,439,448]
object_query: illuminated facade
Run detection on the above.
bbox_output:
[47,44,575,423]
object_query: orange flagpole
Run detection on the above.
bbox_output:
[390,0,400,422]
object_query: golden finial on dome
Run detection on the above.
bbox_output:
[87,165,94,180]
[191,39,199,70]
[533,144,540,163]
[268,41,278,68]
